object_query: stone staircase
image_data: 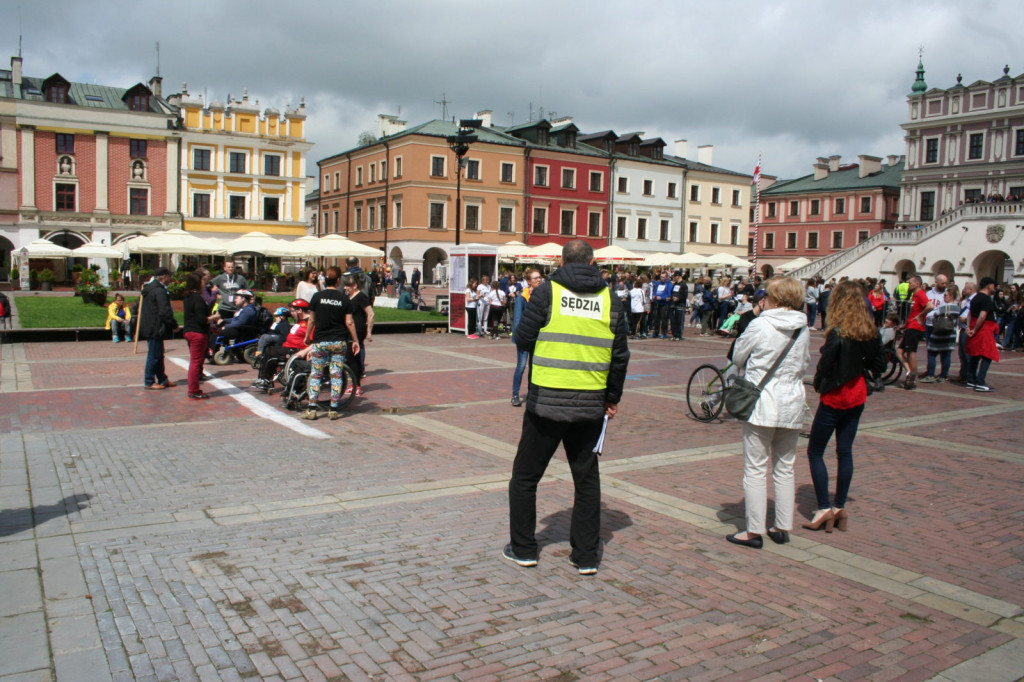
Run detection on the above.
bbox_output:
[786,202,1024,281]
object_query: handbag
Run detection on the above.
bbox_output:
[725,328,803,421]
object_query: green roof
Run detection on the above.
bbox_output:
[16,75,174,113]
[760,162,903,196]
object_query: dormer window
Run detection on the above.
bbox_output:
[46,83,67,104]
[538,128,549,146]
[129,93,148,111]
[629,143,639,156]
[565,131,576,148]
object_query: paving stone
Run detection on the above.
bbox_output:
[0,612,49,676]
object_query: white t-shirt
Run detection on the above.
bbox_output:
[629,288,646,313]
[476,284,492,306]
[486,287,506,307]
[924,287,945,324]
[464,286,477,309]
[718,286,732,301]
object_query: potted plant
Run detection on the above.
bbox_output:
[71,263,85,284]
[75,270,100,301]
[91,285,109,306]
[37,268,55,292]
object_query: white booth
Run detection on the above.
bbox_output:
[448,244,499,334]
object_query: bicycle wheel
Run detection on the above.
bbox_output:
[687,363,727,422]
[311,362,357,410]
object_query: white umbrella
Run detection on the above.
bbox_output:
[129,229,227,255]
[593,244,644,263]
[777,256,813,272]
[498,240,528,260]
[294,234,384,259]
[644,252,712,268]
[519,241,564,264]
[72,241,125,259]
[24,239,74,258]
[707,252,754,268]
[222,231,305,257]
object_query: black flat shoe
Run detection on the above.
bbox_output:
[726,533,763,549]
[766,528,790,544]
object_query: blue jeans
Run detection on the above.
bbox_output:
[144,338,167,386]
[926,350,952,378]
[806,303,818,329]
[806,402,864,510]
[512,349,529,398]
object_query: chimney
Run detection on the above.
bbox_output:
[697,144,713,165]
[813,163,829,181]
[857,154,882,178]
[886,154,901,167]
[828,155,841,172]
[377,113,407,138]
[674,139,687,158]
[148,76,163,98]
[474,109,493,128]
[11,56,22,87]
[550,115,573,127]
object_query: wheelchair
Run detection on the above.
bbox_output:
[278,351,357,412]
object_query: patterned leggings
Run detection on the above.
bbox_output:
[307,341,347,408]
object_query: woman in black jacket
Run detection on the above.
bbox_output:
[803,281,886,533]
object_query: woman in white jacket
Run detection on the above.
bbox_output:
[726,276,811,549]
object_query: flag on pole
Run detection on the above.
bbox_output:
[752,161,761,186]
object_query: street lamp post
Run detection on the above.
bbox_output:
[447,119,481,246]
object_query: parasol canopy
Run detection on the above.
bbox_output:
[777,256,814,272]
[23,239,74,258]
[128,229,228,256]
[593,244,645,263]
[72,241,125,259]
[221,231,305,257]
[293,234,384,259]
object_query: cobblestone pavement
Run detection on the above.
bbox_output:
[1,331,1023,681]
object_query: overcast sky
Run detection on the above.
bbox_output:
[4,0,1021,183]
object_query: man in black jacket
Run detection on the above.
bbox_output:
[140,267,179,389]
[504,240,630,575]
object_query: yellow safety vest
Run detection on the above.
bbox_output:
[532,282,614,391]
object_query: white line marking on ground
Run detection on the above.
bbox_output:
[168,357,329,439]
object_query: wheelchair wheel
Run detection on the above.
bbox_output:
[882,348,902,385]
[212,348,232,366]
[243,345,257,366]
[687,363,726,422]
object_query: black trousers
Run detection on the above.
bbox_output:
[508,410,603,565]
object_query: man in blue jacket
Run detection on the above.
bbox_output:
[504,240,630,575]
[650,270,673,339]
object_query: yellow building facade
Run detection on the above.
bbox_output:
[170,88,311,236]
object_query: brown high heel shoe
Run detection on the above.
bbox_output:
[832,508,848,532]
[801,509,834,533]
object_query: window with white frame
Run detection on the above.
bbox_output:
[532,207,547,233]
[431,156,446,177]
[711,187,721,204]
[393,201,402,228]
[500,162,514,183]
[368,205,375,230]
[710,223,719,243]
[831,231,843,249]
[560,209,574,235]
[860,196,871,213]
[732,189,741,206]
[588,212,601,237]
[616,215,627,238]
[264,197,280,221]
[264,154,281,176]
[589,171,602,192]
[465,204,480,231]
[429,202,445,229]
[643,179,653,196]
[807,231,819,249]
[333,172,340,191]
[229,195,246,219]
[764,232,775,249]
[1015,130,1024,156]
[229,151,246,174]
[834,197,846,214]
[466,159,480,180]
[968,133,984,160]
[356,166,363,185]
[499,206,514,232]
[193,148,211,171]
[767,202,777,218]
[858,230,870,243]
[192,193,210,218]
[730,224,739,245]
[562,168,576,189]
[617,176,628,193]
[354,205,362,231]
[925,137,939,163]
[379,203,386,229]
[660,219,669,241]
[637,217,647,240]
[789,200,799,216]
[129,188,149,215]
[534,165,549,187]
[369,163,376,183]
[668,182,677,199]
[810,199,820,215]
[395,156,403,178]
[689,221,698,242]
[786,232,797,249]
[690,184,700,201]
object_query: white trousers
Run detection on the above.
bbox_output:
[741,423,799,534]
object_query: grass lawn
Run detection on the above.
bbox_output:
[13,294,444,328]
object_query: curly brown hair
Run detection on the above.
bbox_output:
[825,281,876,341]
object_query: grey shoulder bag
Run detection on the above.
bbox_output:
[725,328,803,421]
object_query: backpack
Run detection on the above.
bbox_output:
[254,305,273,331]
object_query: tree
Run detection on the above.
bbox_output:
[357,130,377,146]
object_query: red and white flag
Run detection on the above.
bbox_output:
[752,159,761,185]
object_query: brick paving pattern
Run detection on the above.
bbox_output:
[1,331,1022,680]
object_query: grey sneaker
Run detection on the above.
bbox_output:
[919,375,937,384]
[569,558,598,575]
[301,408,318,420]
[502,544,537,567]
[511,396,522,407]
